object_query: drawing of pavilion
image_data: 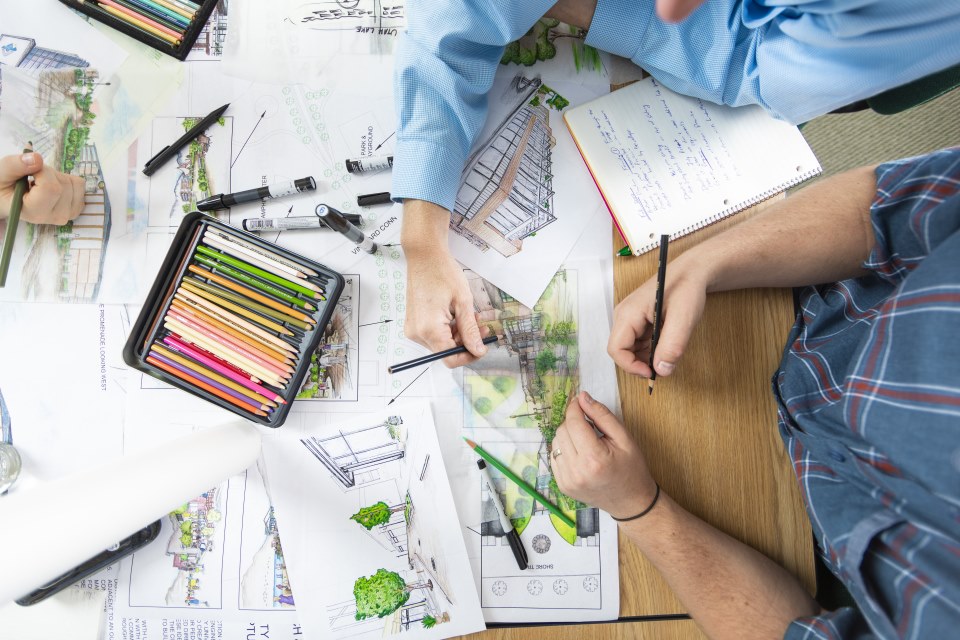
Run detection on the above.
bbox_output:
[60,143,111,301]
[0,35,89,70]
[301,417,404,488]
[452,75,557,257]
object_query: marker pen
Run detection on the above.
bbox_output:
[197,177,317,211]
[242,213,363,232]
[315,204,377,254]
[478,459,528,570]
[357,191,392,207]
[345,154,393,174]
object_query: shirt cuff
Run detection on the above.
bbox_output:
[584,0,653,60]
[390,137,468,212]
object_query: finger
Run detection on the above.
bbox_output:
[551,421,577,462]
[563,392,605,454]
[0,152,42,186]
[454,302,488,358]
[608,308,653,377]
[19,165,64,224]
[650,287,702,377]
[577,391,632,444]
[418,322,477,369]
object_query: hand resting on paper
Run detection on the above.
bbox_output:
[550,391,658,519]
[0,152,85,226]
[401,199,490,368]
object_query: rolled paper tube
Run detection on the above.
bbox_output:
[0,421,260,604]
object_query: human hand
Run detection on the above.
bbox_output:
[550,391,658,519]
[608,258,708,378]
[401,200,489,368]
[0,152,84,226]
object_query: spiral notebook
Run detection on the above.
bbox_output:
[564,77,822,255]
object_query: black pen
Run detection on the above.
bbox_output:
[478,459,528,570]
[143,103,230,176]
[198,177,316,211]
[387,334,499,374]
[648,234,670,395]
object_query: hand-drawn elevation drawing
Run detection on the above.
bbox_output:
[189,0,229,60]
[297,275,359,401]
[452,75,571,258]
[0,67,112,302]
[240,505,296,609]
[500,19,603,75]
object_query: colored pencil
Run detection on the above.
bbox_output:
[149,349,271,412]
[183,276,315,331]
[163,322,288,388]
[180,279,296,337]
[96,2,181,44]
[166,0,200,12]
[164,332,262,383]
[188,264,316,324]
[146,355,268,417]
[162,335,286,403]
[202,233,322,290]
[463,438,576,528]
[203,228,320,277]
[166,307,295,375]
[203,230,306,279]
[164,314,293,380]
[170,299,295,365]
[195,245,323,298]
[173,288,298,353]
[151,343,277,408]
[0,146,31,288]
[99,0,183,38]
[115,0,190,30]
[193,253,315,310]
[152,0,195,20]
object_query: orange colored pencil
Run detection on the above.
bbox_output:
[170,299,295,366]
[179,280,295,337]
[147,355,268,417]
[173,289,298,353]
[151,343,278,408]
[188,264,316,324]
[96,3,181,45]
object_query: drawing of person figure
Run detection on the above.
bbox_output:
[274,584,294,606]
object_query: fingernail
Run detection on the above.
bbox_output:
[657,361,675,376]
[582,391,594,404]
[475,341,487,355]
[21,152,38,167]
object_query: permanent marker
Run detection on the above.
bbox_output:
[478,459,528,570]
[315,204,377,254]
[357,191,392,207]
[345,154,392,174]
[197,177,316,211]
[242,213,363,232]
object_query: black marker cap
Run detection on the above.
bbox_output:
[295,176,317,191]
[345,159,361,174]
[357,192,392,207]
[196,195,225,212]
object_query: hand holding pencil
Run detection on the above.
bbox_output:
[0,152,85,226]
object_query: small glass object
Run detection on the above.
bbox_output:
[0,442,22,494]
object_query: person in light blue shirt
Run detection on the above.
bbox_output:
[391,0,960,367]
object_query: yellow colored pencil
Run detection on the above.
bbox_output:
[174,289,298,354]
[98,3,181,45]
[151,343,277,409]
[180,280,296,337]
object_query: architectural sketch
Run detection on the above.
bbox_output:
[0,34,89,70]
[298,275,359,401]
[452,76,567,257]
[500,19,604,76]
[284,1,405,35]
[301,414,405,489]
[189,0,229,60]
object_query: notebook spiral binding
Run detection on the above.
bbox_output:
[630,166,823,255]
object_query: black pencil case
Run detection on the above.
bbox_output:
[123,212,345,427]
[59,0,219,61]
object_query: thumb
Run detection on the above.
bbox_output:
[651,286,704,377]
[454,303,487,358]
[577,391,630,441]
[0,152,42,185]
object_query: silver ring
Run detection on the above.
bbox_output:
[552,448,562,460]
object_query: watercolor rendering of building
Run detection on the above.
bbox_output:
[0,34,89,70]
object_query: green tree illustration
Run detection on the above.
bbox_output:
[535,349,558,376]
[422,615,437,629]
[353,569,410,620]
[500,19,602,73]
[349,501,401,530]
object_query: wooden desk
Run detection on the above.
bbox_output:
[468,199,815,639]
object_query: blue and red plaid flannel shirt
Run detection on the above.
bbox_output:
[777,147,960,639]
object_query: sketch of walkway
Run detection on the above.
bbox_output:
[452,75,557,257]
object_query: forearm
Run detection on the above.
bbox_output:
[623,493,818,639]
[401,199,450,256]
[685,165,879,293]
[544,0,597,30]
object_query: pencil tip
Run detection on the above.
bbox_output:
[647,379,655,395]
[463,437,477,449]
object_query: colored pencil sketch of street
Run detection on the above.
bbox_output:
[297,275,359,401]
[240,506,296,609]
[0,67,112,302]
[452,76,568,258]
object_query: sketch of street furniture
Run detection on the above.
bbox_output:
[301,416,404,488]
[452,75,558,257]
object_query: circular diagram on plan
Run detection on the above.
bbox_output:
[553,579,569,595]
[491,580,507,596]
[531,534,551,554]
[527,579,543,596]
[583,576,599,592]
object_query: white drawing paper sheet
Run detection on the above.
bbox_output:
[261,401,486,639]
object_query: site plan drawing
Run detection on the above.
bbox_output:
[261,401,486,639]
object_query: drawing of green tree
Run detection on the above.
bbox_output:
[535,349,558,376]
[422,615,437,629]
[354,570,433,620]
[349,501,401,530]
[500,19,603,74]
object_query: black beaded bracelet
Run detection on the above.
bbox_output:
[610,483,661,522]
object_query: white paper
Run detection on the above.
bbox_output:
[261,401,486,639]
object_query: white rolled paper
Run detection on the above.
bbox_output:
[0,421,261,604]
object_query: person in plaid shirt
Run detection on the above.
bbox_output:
[552,147,960,639]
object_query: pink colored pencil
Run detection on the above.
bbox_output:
[163,335,285,402]
[165,333,261,383]
[97,0,184,39]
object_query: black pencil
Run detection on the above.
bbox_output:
[388,335,499,374]
[648,234,670,395]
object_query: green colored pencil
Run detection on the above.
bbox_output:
[193,253,315,311]
[196,244,323,299]
[183,276,314,331]
[463,437,576,528]
[0,147,32,287]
